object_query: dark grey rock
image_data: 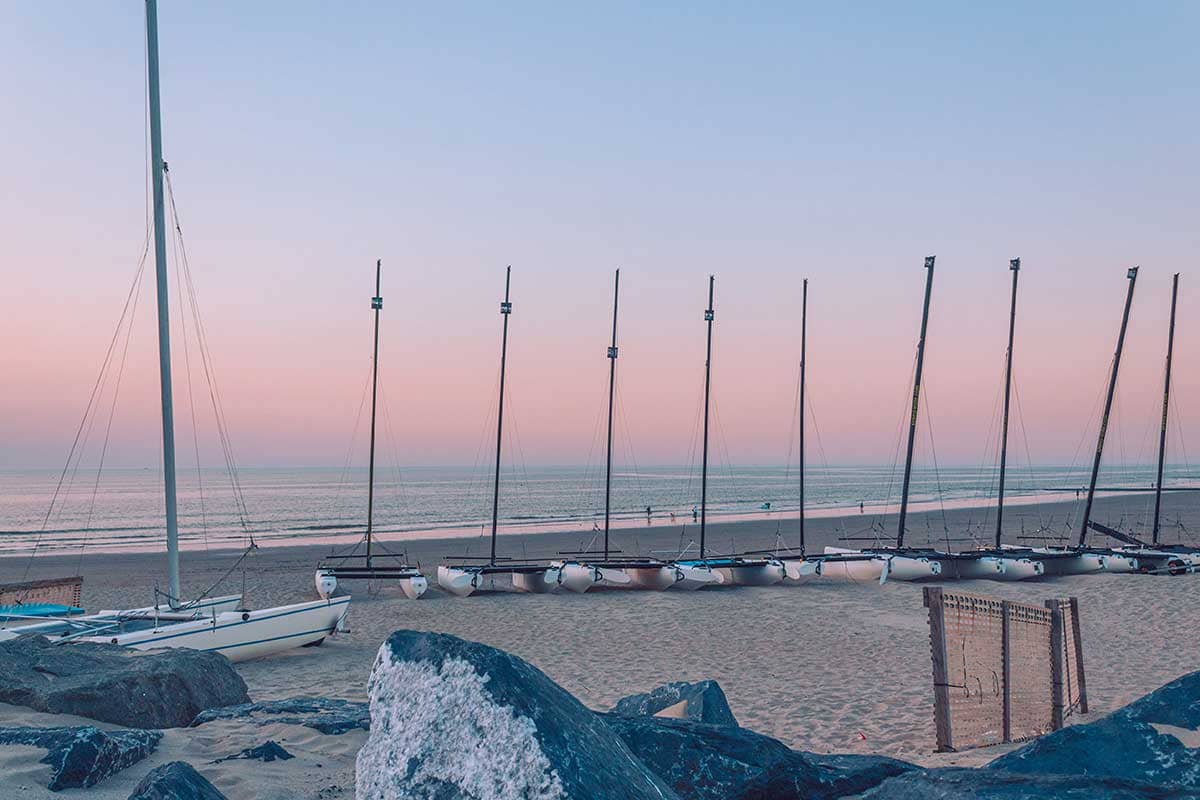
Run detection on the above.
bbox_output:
[611,680,738,727]
[356,629,680,799]
[191,697,369,735]
[0,634,249,728]
[604,714,915,800]
[211,740,293,764]
[989,670,1200,789]
[127,761,227,800]
[0,725,161,790]
[860,767,1197,799]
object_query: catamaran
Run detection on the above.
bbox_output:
[0,0,349,661]
[314,260,428,600]
[553,270,684,592]
[1079,273,1198,574]
[666,276,784,588]
[437,267,563,597]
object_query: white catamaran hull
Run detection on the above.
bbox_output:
[437,566,480,597]
[714,562,786,587]
[622,565,681,591]
[79,596,350,663]
[946,556,1043,581]
[511,568,562,594]
[781,558,820,582]
[670,563,724,590]
[821,547,941,582]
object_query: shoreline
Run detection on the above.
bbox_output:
[4,485,1189,559]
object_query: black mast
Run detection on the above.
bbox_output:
[1078,266,1138,547]
[897,256,936,549]
[798,278,807,555]
[1152,272,1179,545]
[365,259,383,565]
[490,266,513,566]
[995,258,1021,548]
[700,275,715,559]
[603,269,620,559]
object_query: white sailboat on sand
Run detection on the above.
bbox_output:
[437,267,563,597]
[1,0,348,662]
[554,270,684,593]
[669,276,784,589]
[315,260,427,600]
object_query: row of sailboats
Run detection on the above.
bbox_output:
[340,251,1194,601]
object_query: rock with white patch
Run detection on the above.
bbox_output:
[0,725,161,790]
[355,630,680,800]
[988,670,1200,789]
[610,681,738,727]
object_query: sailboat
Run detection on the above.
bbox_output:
[554,270,683,592]
[811,257,943,581]
[930,259,1043,581]
[436,267,563,597]
[1003,267,1143,575]
[668,276,784,588]
[2,0,349,660]
[314,260,428,600]
[1082,273,1199,574]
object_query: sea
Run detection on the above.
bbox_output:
[1,463,1195,557]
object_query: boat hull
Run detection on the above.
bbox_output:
[512,568,562,594]
[714,562,786,587]
[670,563,724,590]
[82,596,351,663]
[622,565,680,591]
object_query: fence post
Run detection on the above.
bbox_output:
[1046,599,1065,730]
[1068,597,1088,714]
[1001,600,1012,743]
[925,586,954,751]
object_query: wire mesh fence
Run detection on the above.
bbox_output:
[925,586,1087,752]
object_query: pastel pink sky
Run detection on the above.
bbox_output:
[1,2,1196,468]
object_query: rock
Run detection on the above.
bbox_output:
[604,715,914,800]
[191,697,369,735]
[0,634,249,728]
[0,725,161,790]
[859,767,1197,799]
[356,630,680,800]
[211,740,293,764]
[611,680,738,727]
[128,761,227,800]
[988,670,1200,789]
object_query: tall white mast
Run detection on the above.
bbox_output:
[145,0,181,604]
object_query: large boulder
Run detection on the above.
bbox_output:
[0,725,161,790]
[0,635,249,728]
[610,680,738,727]
[988,670,1200,789]
[859,767,1197,799]
[127,761,227,800]
[604,715,914,800]
[355,630,680,800]
[191,697,369,735]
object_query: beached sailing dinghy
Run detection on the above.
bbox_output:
[437,267,562,597]
[553,270,684,592]
[1080,273,1199,574]
[666,276,784,589]
[0,0,349,661]
[314,260,427,600]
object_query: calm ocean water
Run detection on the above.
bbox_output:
[1,463,1195,556]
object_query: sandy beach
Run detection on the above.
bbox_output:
[2,490,1198,798]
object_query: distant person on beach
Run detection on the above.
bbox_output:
[646,506,652,523]
[860,501,864,513]
[761,501,771,511]
[692,506,698,522]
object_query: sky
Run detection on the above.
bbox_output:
[1,1,1197,470]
